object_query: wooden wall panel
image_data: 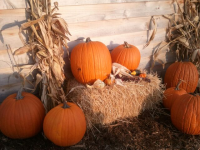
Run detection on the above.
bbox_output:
[0,1,176,29]
[0,0,179,102]
[0,0,170,9]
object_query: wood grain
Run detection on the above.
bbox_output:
[0,1,176,29]
[0,0,170,10]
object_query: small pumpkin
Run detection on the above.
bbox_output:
[43,102,86,147]
[171,94,200,135]
[164,62,199,93]
[70,37,112,84]
[0,88,45,139]
[131,70,141,76]
[163,80,187,110]
[139,73,146,78]
[111,41,141,71]
[104,78,115,86]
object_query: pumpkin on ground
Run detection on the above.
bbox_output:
[43,102,86,147]
[171,94,200,135]
[111,41,141,71]
[163,80,187,110]
[164,62,198,93]
[70,37,112,84]
[0,88,45,139]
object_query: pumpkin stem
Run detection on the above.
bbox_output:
[63,101,70,109]
[124,41,130,48]
[86,37,91,43]
[16,87,24,100]
[175,79,183,90]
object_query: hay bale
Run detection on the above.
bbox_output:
[67,73,165,128]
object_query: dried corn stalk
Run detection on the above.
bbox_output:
[144,16,157,49]
[14,0,71,112]
[155,0,200,68]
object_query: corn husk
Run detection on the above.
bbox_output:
[14,0,70,112]
[153,0,200,68]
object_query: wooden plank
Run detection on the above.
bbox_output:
[0,81,35,103]
[69,16,169,40]
[0,1,176,29]
[138,50,176,69]
[1,27,167,51]
[0,47,33,69]
[84,28,167,51]
[0,65,34,86]
[0,15,169,50]
[0,0,170,10]
[0,27,167,70]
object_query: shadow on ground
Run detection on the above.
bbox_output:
[1,103,200,150]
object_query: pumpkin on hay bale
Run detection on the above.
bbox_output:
[66,73,164,128]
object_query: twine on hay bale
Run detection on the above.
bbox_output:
[67,73,165,128]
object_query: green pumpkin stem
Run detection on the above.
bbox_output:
[124,41,130,48]
[175,79,183,90]
[86,37,91,43]
[63,101,70,109]
[16,87,24,100]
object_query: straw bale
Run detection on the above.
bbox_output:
[67,73,165,128]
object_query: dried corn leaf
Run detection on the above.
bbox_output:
[192,49,200,61]
[14,43,36,55]
[177,37,191,48]
[156,59,166,69]
[144,17,157,49]
[193,16,199,22]
[21,15,45,29]
[170,24,184,31]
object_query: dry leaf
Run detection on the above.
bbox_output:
[13,43,36,55]
[191,49,200,61]
[144,16,157,49]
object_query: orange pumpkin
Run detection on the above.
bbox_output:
[70,37,112,84]
[164,62,198,93]
[171,94,200,135]
[43,102,86,147]
[163,80,187,110]
[111,41,141,71]
[0,89,45,139]
[139,73,146,78]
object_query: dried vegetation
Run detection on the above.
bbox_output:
[67,73,164,128]
[13,0,71,111]
[153,0,200,69]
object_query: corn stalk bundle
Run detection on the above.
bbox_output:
[155,0,200,68]
[13,0,71,111]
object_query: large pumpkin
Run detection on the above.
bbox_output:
[0,90,45,139]
[70,37,112,84]
[43,102,86,147]
[163,80,187,110]
[171,94,200,135]
[111,41,141,71]
[164,62,198,93]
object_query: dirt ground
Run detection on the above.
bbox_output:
[0,104,200,150]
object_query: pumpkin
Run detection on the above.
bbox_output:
[111,41,141,71]
[104,78,115,86]
[163,80,187,110]
[171,94,200,135]
[43,102,86,147]
[139,73,146,78]
[70,37,112,84]
[164,62,198,93]
[0,89,45,139]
